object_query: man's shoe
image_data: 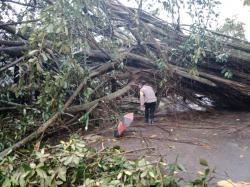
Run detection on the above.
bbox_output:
[144,119,149,123]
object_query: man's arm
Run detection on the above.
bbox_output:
[140,90,144,110]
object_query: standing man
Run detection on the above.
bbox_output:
[139,82,157,124]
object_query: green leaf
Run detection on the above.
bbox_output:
[28,49,39,56]
[64,25,69,36]
[75,142,86,148]
[2,178,11,187]
[205,168,210,176]
[117,172,123,180]
[57,166,67,181]
[30,162,36,169]
[199,158,208,166]
[72,155,80,165]
[36,62,44,72]
[21,163,32,172]
[140,171,147,178]
[47,24,54,33]
[36,168,48,178]
[20,178,26,187]
[55,180,63,185]
[63,155,74,165]
[149,171,155,178]
[124,170,132,176]
[41,52,48,62]
[19,171,30,187]
[177,164,186,172]
[110,180,121,185]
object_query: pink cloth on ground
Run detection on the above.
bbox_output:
[117,121,126,135]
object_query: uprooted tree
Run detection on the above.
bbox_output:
[1,0,250,157]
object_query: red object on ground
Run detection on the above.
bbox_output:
[116,113,134,136]
[117,121,127,135]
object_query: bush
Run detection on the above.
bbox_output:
[0,137,210,187]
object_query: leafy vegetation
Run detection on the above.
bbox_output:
[0,137,211,187]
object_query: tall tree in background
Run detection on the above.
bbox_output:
[243,0,250,6]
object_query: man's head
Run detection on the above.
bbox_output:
[138,81,146,89]
[138,83,143,89]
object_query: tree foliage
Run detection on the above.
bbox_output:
[243,0,250,6]
[217,17,246,40]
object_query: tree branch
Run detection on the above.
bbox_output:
[0,39,26,46]
[66,82,133,113]
[0,21,28,40]
[0,19,40,27]
[0,46,28,56]
[0,56,25,73]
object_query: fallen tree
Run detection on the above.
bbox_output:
[1,0,250,156]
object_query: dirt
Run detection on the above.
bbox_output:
[86,111,250,184]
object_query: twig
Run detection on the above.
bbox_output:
[0,107,17,111]
[154,124,171,135]
[125,135,207,146]
[120,147,155,155]
[124,153,167,157]
[101,142,105,151]
[64,114,81,126]
[139,129,150,148]
[0,100,38,112]
[0,56,25,73]
[42,114,81,136]
[61,112,74,118]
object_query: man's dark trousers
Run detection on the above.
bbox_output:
[144,102,156,123]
